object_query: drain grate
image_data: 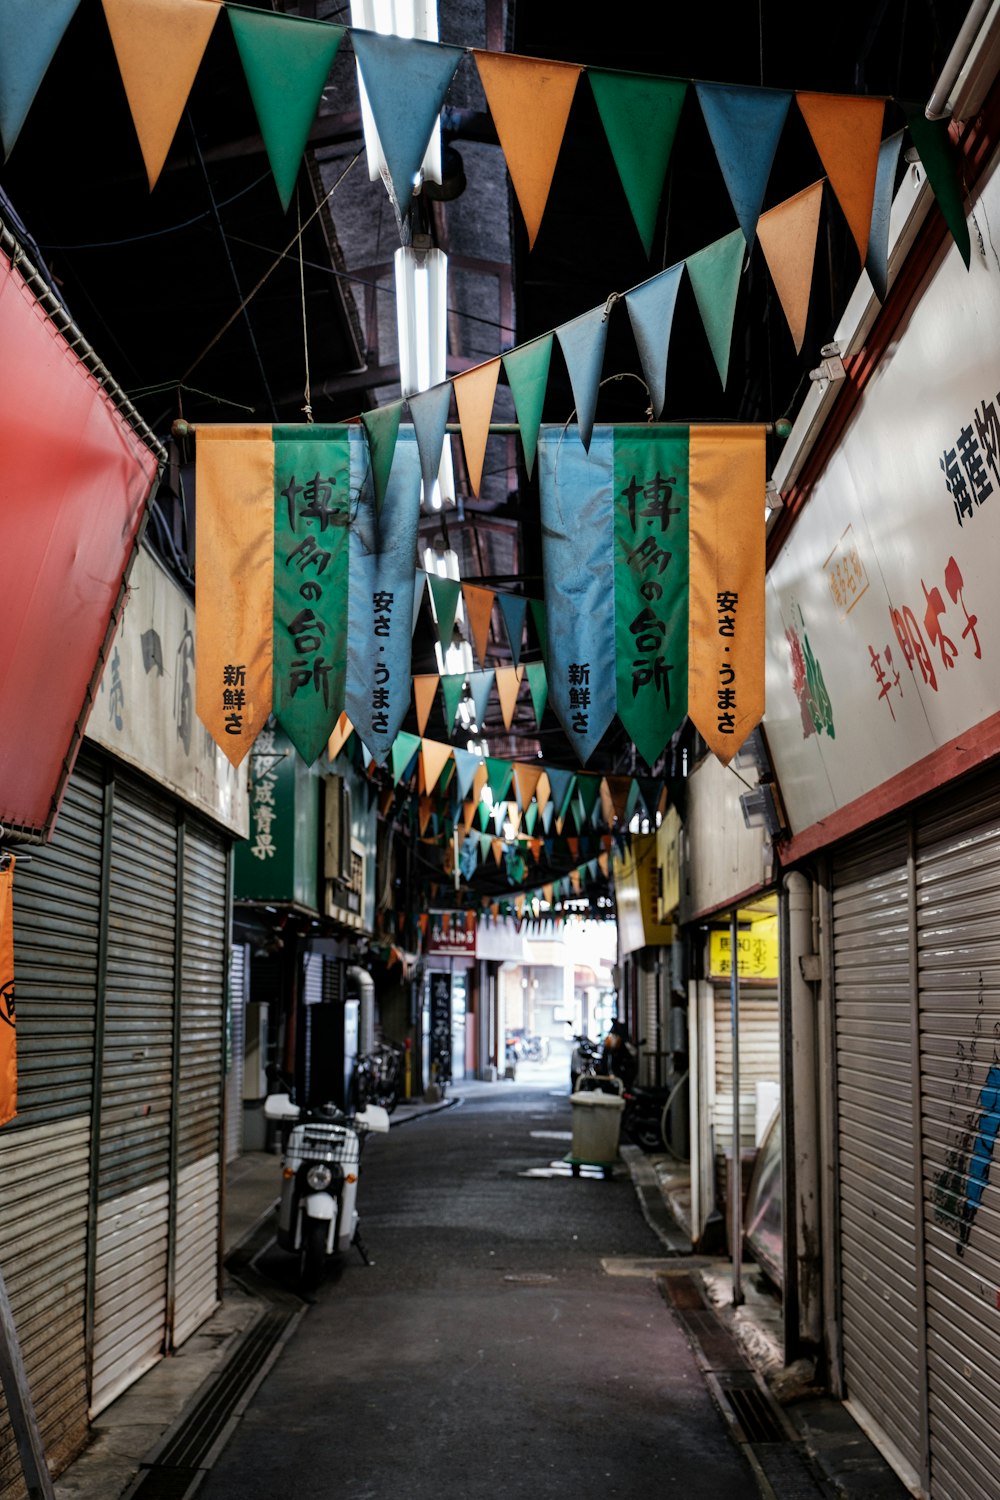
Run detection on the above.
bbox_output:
[714,1374,791,1445]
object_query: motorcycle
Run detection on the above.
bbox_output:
[263,1088,390,1293]
[567,1027,602,1092]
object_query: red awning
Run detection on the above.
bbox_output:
[0,240,161,839]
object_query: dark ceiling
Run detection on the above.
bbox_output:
[0,0,978,902]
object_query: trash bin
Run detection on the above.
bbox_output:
[570,1078,624,1165]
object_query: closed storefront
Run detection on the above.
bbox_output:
[829,771,1000,1498]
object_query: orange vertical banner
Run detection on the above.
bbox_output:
[688,426,766,762]
[0,857,16,1127]
[195,425,275,766]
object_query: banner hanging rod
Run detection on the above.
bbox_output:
[171,418,788,438]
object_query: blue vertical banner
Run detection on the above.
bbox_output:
[346,426,423,765]
[537,426,617,762]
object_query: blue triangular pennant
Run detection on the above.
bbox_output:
[555,305,610,452]
[624,263,684,420]
[695,83,793,247]
[0,0,82,157]
[408,384,452,501]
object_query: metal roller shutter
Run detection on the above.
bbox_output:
[831,821,926,1491]
[712,987,780,1153]
[225,943,247,1164]
[917,781,1000,1500]
[0,755,105,1488]
[171,821,228,1347]
[91,774,177,1416]
[640,956,659,1087]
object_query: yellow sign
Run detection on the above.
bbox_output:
[656,805,681,921]
[613,833,673,955]
[709,916,778,980]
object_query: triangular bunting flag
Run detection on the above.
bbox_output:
[485,757,514,804]
[795,92,885,261]
[576,773,601,825]
[440,672,466,733]
[685,228,746,388]
[427,574,461,648]
[545,765,576,822]
[587,70,687,256]
[535,772,551,819]
[601,774,633,827]
[555,304,610,451]
[413,674,439,736]
[624,263,684,419]
[472,51,582,250]
[0,0,82,158]
[904,108,971,270]
[453,357,501,497]
[497,592,528,667]
[101,0,223,190]
[360,400,403,516]
[512,762,543,809]
[526,661,548,725]
[528,597,548,661]
[695,82,793,247]
[462,582,495,665]
[468,669,496,729]
[412,569,427,632]
[502,334,552,479]
[390,729,422,783]
[420,738,453,794]
[408,384,452,502]
[452,746,482,802]
[350,31,463,222]
[227,6,345,212]
[328,711,353,762]
[635,777,663,825]
[757,182,824,354]
[496,666,524,730]
[865,131,904,303]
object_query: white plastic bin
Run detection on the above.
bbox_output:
[571,1088,624,1163]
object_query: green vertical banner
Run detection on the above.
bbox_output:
[272,425,351,763]
[613,426,689,767]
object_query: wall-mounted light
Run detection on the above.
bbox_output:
[739,782,787,839]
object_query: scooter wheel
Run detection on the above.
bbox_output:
[300,1216,328,1293]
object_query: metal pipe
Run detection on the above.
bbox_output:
[786,869,822,1348]
[925,0,993,118]
[730,907,744,1306]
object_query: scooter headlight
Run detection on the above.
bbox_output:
[306,1164,333,1190]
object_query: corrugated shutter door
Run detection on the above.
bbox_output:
[917,781,1000,1499]
[640,958,658,1087]
[225,943,247,1163]
[0,754,104,1486]
[91,775,177,1416]
[172,821,228,1347]
[831,821,925,1486]
[712,987,779,1153]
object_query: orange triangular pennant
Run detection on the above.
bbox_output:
[327,711,354,762]
[420,738,453,794]
[102,0,223,190]
[529,838,543,862]
[491,838,504,866]
[598,852,609,877]
[413,674,439,736]
[472,51,582,250]
[535,772,551,819]
[602,774,632,827]
[418,794,433,835]
[495,665,524,730]
[462,798,478,833]
[757,182,824,354]
[452,358,501,497]
[462,583,495,665]
[512,762,543,808]
[795,93,885,261]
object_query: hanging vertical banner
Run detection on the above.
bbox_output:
[0,857,15,1128]
[613,427,689,768]
[687,425,766,760]
[272,425,351,764]
[346,427,423,764]
[537,427,616,762]
[195,425,275,766]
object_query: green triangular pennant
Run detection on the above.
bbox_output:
[361,401,403,516]
[528,597,548,662]
[440,672,466,732]
[485,756,514,805]
[502,334,552,479]
[497,592,528,667]
[228,7,345,212]
[576,773,601,825]
[526,660,548,725]
[904,106,971,269]
[428,574,461,647]
[390,729,422,783]
[587,70,687,257]
[685,228,746,388]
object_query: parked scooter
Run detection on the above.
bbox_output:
[264,1079,390,1293]
[567,1026,602,1092]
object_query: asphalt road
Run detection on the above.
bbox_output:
[199,1078,759,1499]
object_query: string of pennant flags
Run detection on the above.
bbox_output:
[195,420,764,776]
[0,2,970,286]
